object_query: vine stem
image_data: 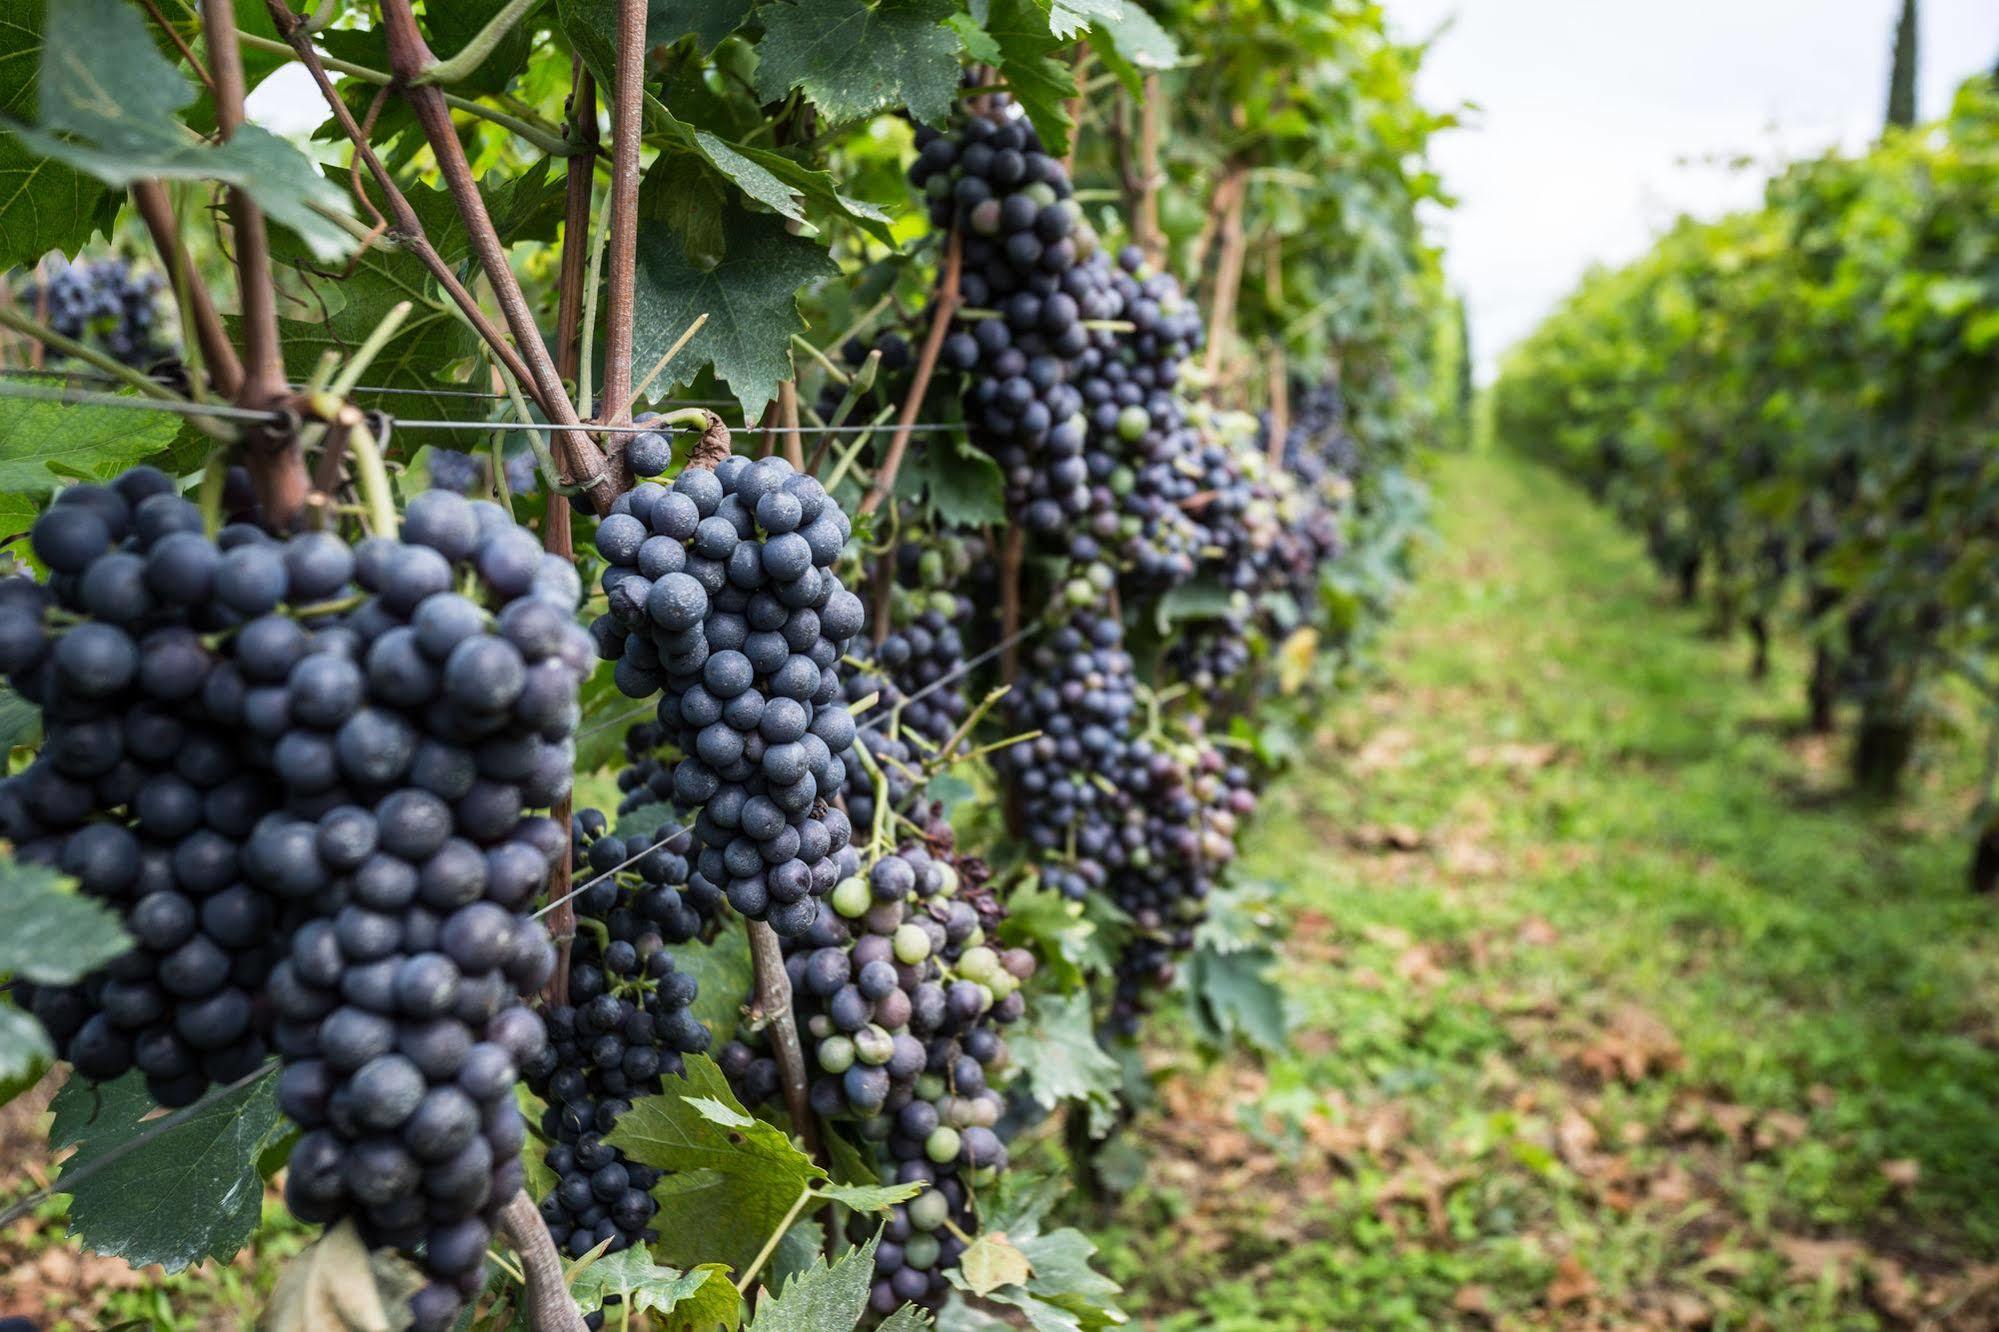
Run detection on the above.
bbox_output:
[266,1,540,398]
[596,0,647,430]
[1265,340,1289,468]
[1000,523,1026,684]
[745,918,824,1162]
[1062,42,1089,176]
[205,0,309,527]
[858,230,962,518]
[1203,160,1252,395]
[499,1192,589,1332]
[734,1183,815,1294]
[130,181,242,397]
[1135,74,1164,269]
[412,0,537,86]
[377,0,622,515]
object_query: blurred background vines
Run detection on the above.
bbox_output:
[0,0,1459,1328]
[1493,63,1999,886]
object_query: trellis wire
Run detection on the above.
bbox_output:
[0,378,964,436]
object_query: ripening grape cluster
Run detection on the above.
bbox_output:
[20,257,170,368]
[4,473,590,1330]
[428,447,540,499]
[1073,250,1210,589]
[521,809,710,1259]
[718,821,1030,1319]
[910,114,1121,543]
[591,454,864,937]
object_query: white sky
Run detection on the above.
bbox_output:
[1387,0,1999,380]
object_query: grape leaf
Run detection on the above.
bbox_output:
[1042,0,1120,40]
[766,1214,826,1292]
[0,385,181,492]
[0,1002,52,1107]
[995,887,1101,1000]
[958,1231,1033,1296]
[9,0,353,259]
[942,13,1002,65]
[754,0,963,128]
[0,858,131,984]
[1185,940,1288,1053]
[0,0,113,268]
[1153,576,1236,632]
[665,927,753,1047]
[745,1231,878,1330]
[51,1065,283,1272]
[899,434,1007,527]
[985,0,1076,157]
[1088,1,1179,97]
[576,659,647,775]
[260,1220,424,1332]
[945,1176,1123,1331]
[559,0,753,64]
[878,1308,936,1331]
[0,683,39,753]
[0,490,35,543]
[614,802,682,841]
[631,203,841,420]
[569,1248,741,1328]
[422,0,538,95]
[816,1179,926,1213]
[607,1053,825,1274]
[1001,991,1120,1132]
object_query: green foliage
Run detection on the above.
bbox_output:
[50,1067,283,1273]
[754,0,964,128]
[744,1232,881,1330]
[0,858,132,984]
[10,0,352,258]
[0,380,183,493]
[569,1248,740,1328]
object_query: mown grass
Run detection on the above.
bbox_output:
[1093,450,1999,1330]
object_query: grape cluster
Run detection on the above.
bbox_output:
[839,660,919,837]
[1003,609,1146,893]
[1,467,297,1106]
[591,454,864,938]
[847,1183,978,1318]
[1072,250,1210,590]
[428,448,539,499]
[910,114,1121,542]
[871,601,972,751]
[244,489,592,1328]
[521,810,711,1259]
[20,257,170,368]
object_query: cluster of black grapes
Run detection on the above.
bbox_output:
[1072,251,1210,590]
[20,257,170,368]
[2,467,299,1106]
[428,448,539,499]
[521,809,711,1259]
[5,473,590,1329]
[590,452,864,937]
[251,488,591,1329]
[718,822,1030,1318]
[909,113,1120,545]
[1274,378,1362,491]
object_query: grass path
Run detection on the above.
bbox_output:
[1097,451,1999,1330]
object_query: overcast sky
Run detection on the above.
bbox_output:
[1386,1,1999,380]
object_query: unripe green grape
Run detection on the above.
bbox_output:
[908,1188,951,1231]
[893,922,932,964]
[903,1233,941,1270]
[818,1034,855,1074]
[854,1024,894,1066]
[925,1125,962,1164]
[958,945,999,983]
[832,875,871,917]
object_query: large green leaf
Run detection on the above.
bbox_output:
[0,383,182,492]
[631,203,840,419]
[899,432,1007,527]
[1185,941,1288,1054]
[0,0,111,267]
[0,1002,52,1107]
[985,0,1075,157]
[1041,0,1120,40]
[51,1065,283,1273]
[0,858,131,985]
[10,0,353,259]
[422,0,539,95]
[1001,990,1119,1133]
[754,0,962,128]
[665,925,752,1048]
[606,1053,824,1275]
[1088,1,1178,97]
[744,1231,877,1330]
[570,1248,742,1329]
[559,0,753,63]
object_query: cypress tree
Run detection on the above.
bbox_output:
[1886,0,1918,130]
